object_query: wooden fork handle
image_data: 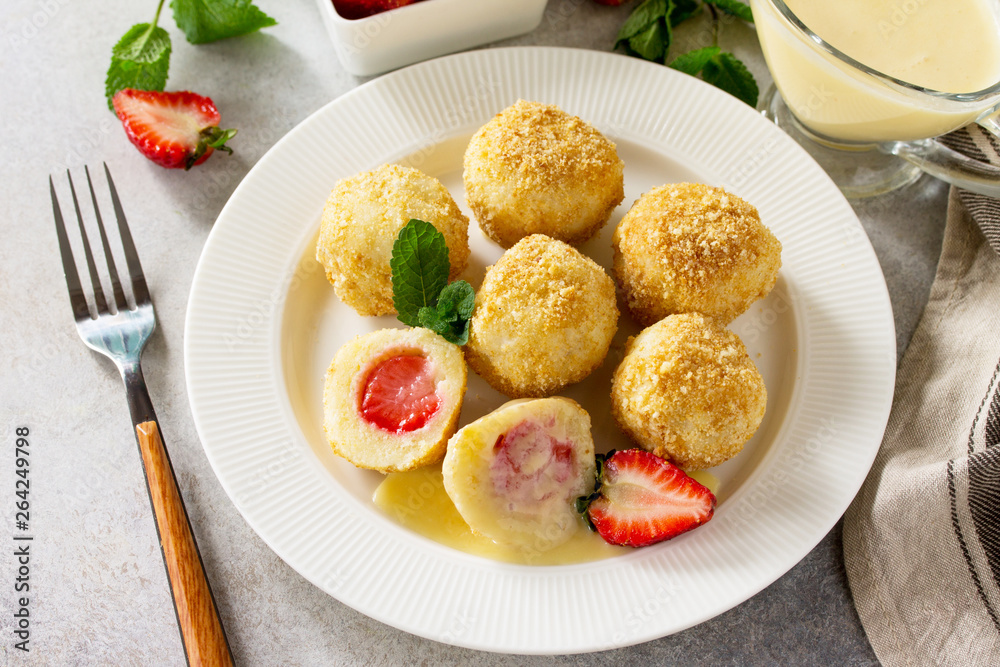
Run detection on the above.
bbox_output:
[135,420,234,667]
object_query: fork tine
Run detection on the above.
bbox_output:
[50,176,92,322]
[67,170,109,315]
[85,165,128,312]
[104,163,150,307]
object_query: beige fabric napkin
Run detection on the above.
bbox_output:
[843,126,1000,666]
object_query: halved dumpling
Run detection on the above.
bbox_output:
[324,328,467,472]
[442,397,596,553]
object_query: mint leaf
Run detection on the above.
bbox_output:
[709,0,753,23]
[418,306,452,337]
[171,0,277,44]
[390,220,476,344]
[628,19,670,62]
[668,45,720,75]
[616,0,668,45]
[105,23,171,110]
[390,219,451,328]
[429,280,475,344]
[438,280,475,322]
[438,280,476,320]
[702,51,759,106]
[418,304,471,346]
[670,0,702,26]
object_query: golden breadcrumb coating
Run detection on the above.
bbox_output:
[324,327,467,473]
[466,234,618,398]
[316,163,469,316]
[463,99,624,248]
[612,183,781,325]
[610,313,766,469]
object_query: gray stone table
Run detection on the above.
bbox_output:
[0,1,946,664]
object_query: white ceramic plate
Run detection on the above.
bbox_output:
[185,47,895,654]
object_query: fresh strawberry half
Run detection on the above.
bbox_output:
[112,89,236,170]
[333,0,419,20]
[577,449,716,548]
[360,354,442,433]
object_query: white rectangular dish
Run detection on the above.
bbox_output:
[316,0,549,76]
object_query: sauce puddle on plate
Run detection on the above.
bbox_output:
[373,464,719,565]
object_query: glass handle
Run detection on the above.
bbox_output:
[882,123,1000,197]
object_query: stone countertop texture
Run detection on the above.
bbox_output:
[0,1,947,664]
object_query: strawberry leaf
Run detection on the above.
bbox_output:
[105,23,171,110]
[171,0,277,44]
[702,51,759,107]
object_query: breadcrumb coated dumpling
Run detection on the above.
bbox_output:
[611,313,766,470]
[613,183,781,325]
[324,327,467,473]
[316,163,469,316]
[463,99,625,248]
[466,234,618,398]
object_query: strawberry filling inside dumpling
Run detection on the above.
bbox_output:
[491,419,577,507]
[360,354,442,433]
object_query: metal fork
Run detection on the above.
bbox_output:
[51,164,234,666]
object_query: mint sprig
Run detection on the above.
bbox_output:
[105,0,276,109]
[171,0,277,44]
[615,0,758,107]
[105,21,172,111]
[390,219,475,346]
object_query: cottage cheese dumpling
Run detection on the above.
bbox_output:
[466,234,618,398]
[316,164,470,316]
[324,328,467,472]
[463,99,625,248]
[611,313,767,470]
[443,397,597,552]
[613,183,781,325]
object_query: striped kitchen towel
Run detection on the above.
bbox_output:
[843,125,1000,666]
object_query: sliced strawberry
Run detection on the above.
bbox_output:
[333,0,419,20]
[112,89,236,170]
[360,354,441,433]
[579,449,716,548]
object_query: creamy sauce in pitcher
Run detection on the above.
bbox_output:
[785,0,1000,93]
[753,0,1000,142]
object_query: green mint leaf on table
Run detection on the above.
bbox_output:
[390,219,451,327]
[708,0,753,23]
[171,0,277,44]
[616,0,759,106]
[628,19,670,62]
[668,45,720,75]
[702,51,759,107]
[616,0,668,47]
[670,0,703,26]
[105,23,171,110]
